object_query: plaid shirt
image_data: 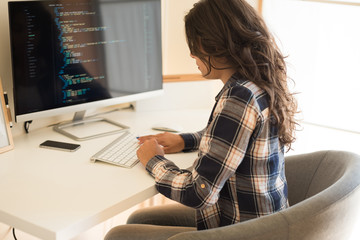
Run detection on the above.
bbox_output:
[146,72,289,230]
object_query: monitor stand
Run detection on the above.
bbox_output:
[53,111,129,141]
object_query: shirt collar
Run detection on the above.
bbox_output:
[215,72,244,101]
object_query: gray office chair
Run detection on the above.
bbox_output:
[106,151,360,240]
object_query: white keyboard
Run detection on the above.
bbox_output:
[91,132,139,168]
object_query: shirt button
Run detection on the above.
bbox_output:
[201,184,205,189]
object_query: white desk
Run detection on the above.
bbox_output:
[0,108,210,240]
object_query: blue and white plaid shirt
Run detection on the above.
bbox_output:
[146,72,289,230]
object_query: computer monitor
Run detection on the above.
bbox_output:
[8,0,163,140]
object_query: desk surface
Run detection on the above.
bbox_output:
[0,108,210,240]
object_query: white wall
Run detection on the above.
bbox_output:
[162,0,259,75]
[262,0,360,132]
[161,0,198,75]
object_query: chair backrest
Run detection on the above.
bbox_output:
[281,150,360,240]
[168,150,360,240]
[285,150,357,206]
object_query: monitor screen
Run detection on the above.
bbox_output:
[8,0,163,123]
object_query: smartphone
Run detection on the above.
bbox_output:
[39,140,81,152]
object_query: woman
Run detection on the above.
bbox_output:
[105,0,298,238]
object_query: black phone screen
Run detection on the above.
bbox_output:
[39,140,80,152]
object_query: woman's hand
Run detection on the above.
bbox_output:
[137,138,164,166]
[137,132,185,154]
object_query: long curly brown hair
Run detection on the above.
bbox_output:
[185,0,298,150]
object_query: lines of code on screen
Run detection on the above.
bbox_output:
[9,0,162,116]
